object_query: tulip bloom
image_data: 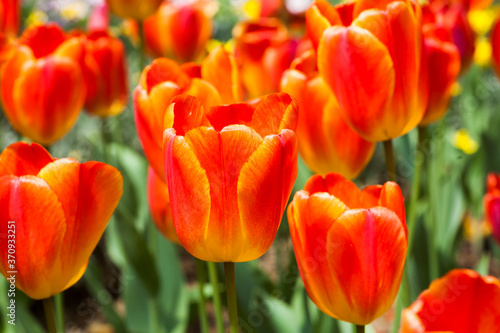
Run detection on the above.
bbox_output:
[492,18,500,79]
[147,167,179,244]
[164,92,298,262]
[484,173,500,243]
[0,0,19,36]
[134,46,241,180]
[288,173,407,325]
[1,24,86,145]
[82,31,128,117]
[420,7,461,125]
[0,142,123,300]
[106,0,162,20]
[308,0,428,142]
[233,18,306,99]
[281,50,375,178]
[401,269,500,332]
[144,0,216,63]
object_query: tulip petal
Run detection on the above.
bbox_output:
[379,181,406,230]
[0,175,66,300]
[0,142,53,177]
[142,58,190,93]
[164,95,209,136]
[250,92,298,137]
[184,78,222,108]
[19,24,66,59]
[326,207,407,325]
[205,103,255,131]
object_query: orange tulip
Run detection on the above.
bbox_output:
[0,33,14,68]
[288,173,407,325]
[233,18,308,99]
[0,142,123,300]
[484,173,500,243]
[147,166,179,244]
[134,46,241,180]
[401,269,500,332]
[309,0,429,142]
[81,31,128,117]
[420,6,461,126]
[106,0,162,20]
[0,0,19,36]
[492,18,500,79]
[163,92,298,262]
[1,24,86,146]
[281,50,375,178]
[144,0,216,63]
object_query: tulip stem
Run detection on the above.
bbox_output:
[195,258,209,333]
[54,293,64,333]
[137,20,146,71]
[355,325,365,333]
[42,297,58,333]
[224,262,239,333]
[207,262,225,333]
[383,140,396,182]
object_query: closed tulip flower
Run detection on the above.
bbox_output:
[147,167,179,244]
[81,31,128,117]
[484,173,500,244]
[164,92,298,262]
[401,269,500,332]
[0,0,19,36]
[0,142,123,300]
[281,50,375,178]
[1,24,86,146]
[106,0,162,20]
[288,173,407,325]
[134,46,241,180]
[492,18,500,79]
[420,7,461,125]
[309,0,429,142]
[144,0,216,63]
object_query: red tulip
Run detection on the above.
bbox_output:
[0,142,123,300]
[0,24,86,146]
[0,0,19,36]
[288,173,407,325]
[81,31,128,117]
[233,18,307,99]
[308,0,429,142]
[144,0,216,63]
[106,0,162,20]
[401,269,500,332]
[281,50,375,178]
[134,46,241,180]
[164,92,298,262]
[420,6,461,125]
[147,167,179,244]
[484,173,500,244]
[492,18,500,79]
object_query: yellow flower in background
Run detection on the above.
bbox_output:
[60,1,89,21]
[463,213,492,242]
[206,39,234,53]
[468,8,499,36]
[474,37,492,66]
[25,10,48,28]
[453,128,479,154]
[451,82,463,97]
[243,0,260,19]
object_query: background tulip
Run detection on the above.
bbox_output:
[401,269,500,332]
[280,50,375,178]
[0,142,123,300]
[144,0,217,63]
[82,31,128,117]
[106,0,162,20]
[484,173,500,243]
[310,0,429,142]
[0,0,19,36]
[147,166,179,244]
[492,18,500,78]
[420,7,461,125]
[164,92,298,262]
[1,24,86,146]
[134,46,241,180]
[288,173,407,325]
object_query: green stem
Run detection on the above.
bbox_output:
[42,297,58,333]
[148,225,160,333]
[137,20,146,72]
[383,139,396,182]
[224,262,238,333]
[196,259,209,333]
[355,324,365,333]
[54,293,64,333]
[207,262,224,333]
[101,118,111,163]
